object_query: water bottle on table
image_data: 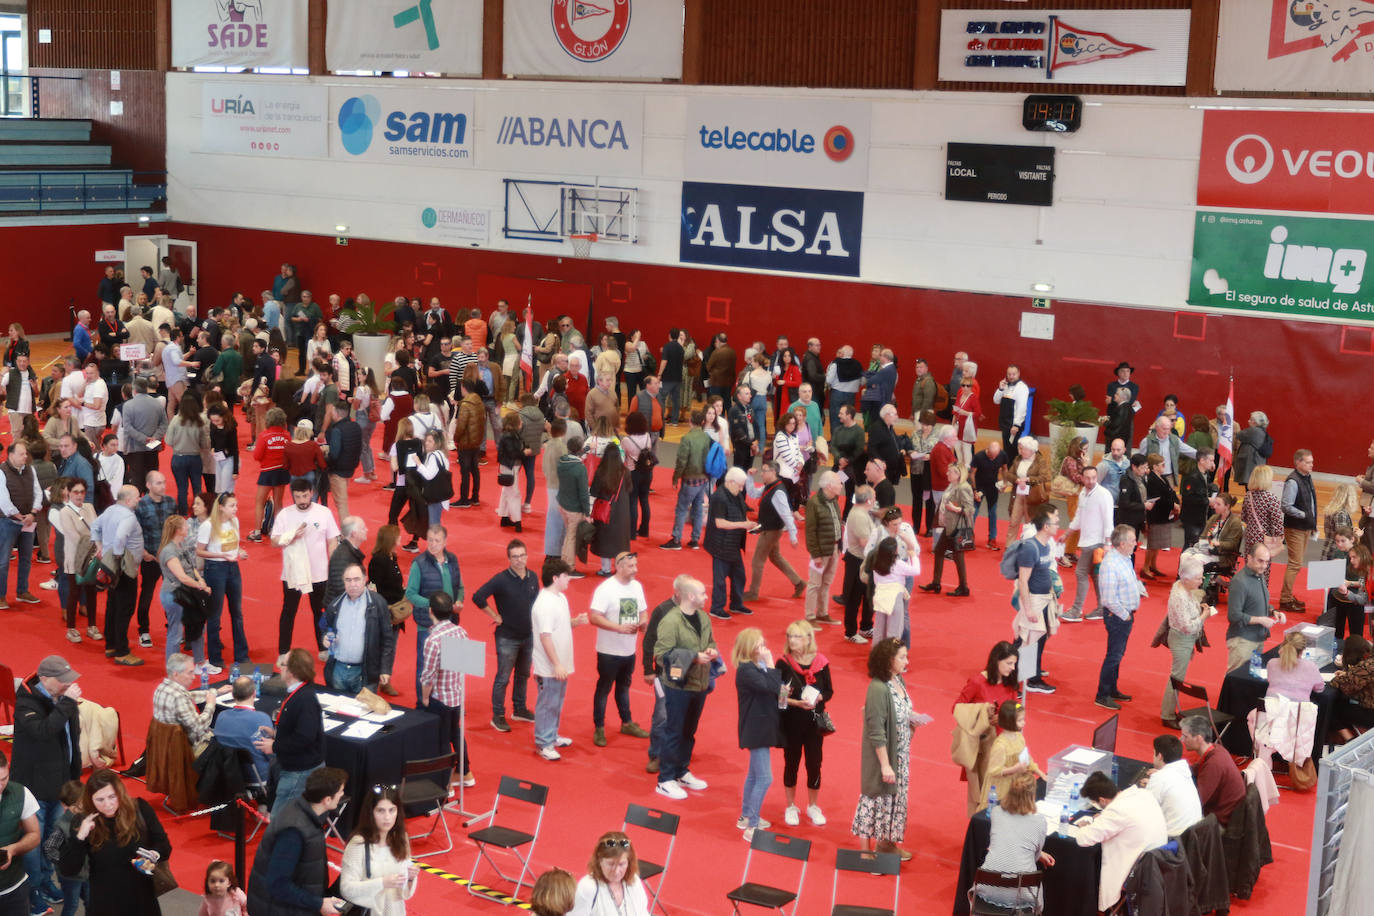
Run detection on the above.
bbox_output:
[231,663,240,681]
[1250,650,1263,678]
[988,784,999,810]
[252,665,264,698]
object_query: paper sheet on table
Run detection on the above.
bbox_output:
[1322,671,1337,683]
[1254,669,1268,680]
[1061,747,1109,766]
[1036,801,1075,836]
[362,709,405,723]
[321,717,345,732]
[341,720,383,739]
[317,694,369,717]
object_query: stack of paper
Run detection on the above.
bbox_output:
[341,720,384,740]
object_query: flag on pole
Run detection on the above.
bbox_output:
[1216,376,1234,484]
[520,298,534,388]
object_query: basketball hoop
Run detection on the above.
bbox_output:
[569,232,598,259]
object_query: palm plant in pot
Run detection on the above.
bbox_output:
[1045,397,1103,468]
[341,297,396,384]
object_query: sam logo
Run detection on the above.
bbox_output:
[210,95,255,115]
[207,0,269,49]
[339,95,469,159]
[1264,224,1367,294]
[496,115,628,150]
[552,0,631,62]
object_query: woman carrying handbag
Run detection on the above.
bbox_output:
[921,464,974,597]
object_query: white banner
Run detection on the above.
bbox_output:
[1216,0,1374,92]
[325,0,483,75]
[201,82,327,157]
[417,205,490,245]
[172,0,308,69]
[329,86,475,168]
[938,9,1190,86]
[684,97,869,192]
[477,90,643,176]
[503,0,683,80]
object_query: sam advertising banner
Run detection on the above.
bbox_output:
[938,9,1190,85]
[1189,210,1374,321]
[201,82,327,157]
[476,90,643,176]
[330,86,475,168]
[1216,0,1374,93]
[503,0,683,80]
[172,0,307,69]
[683,97,869,192]
[679,181,864,278]
[325,0,483,75]
[1198,109,1374,216]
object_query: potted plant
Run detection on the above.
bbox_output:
[1045,397,1102,468]
[340,297,396,384]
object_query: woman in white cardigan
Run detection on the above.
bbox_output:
[570,831,650,916]
[772,411,805,507]
[340,785,419,915]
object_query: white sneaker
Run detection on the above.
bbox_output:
[678,771,708,791]
[200,663,223,676]
[554,735,574,748]
[742,827,755,843]
[807,804,827,826]
[655,780,687,800]
[39,579,58,591]
[783,805,800,826]
[736,816,771,829]
[537,745,561,761]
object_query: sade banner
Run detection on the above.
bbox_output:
[172,0,307,69]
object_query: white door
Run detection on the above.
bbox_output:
[160,239,198,313]
[123,236,162,295]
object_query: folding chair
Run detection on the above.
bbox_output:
[830,848,900,916]
[725,830,811,916]
[324,797,351,853]
[966,868,1045,916]
[466,775,549,904]
[214,748,269,843]
[1171,677,1235,743]
[622,804,679,916]
[0,662,14,727]
[399,752,458,858]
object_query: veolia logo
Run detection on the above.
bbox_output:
[1225,133,1273,185]
[339,95,381,155]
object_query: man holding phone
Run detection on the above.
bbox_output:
[0,748,43,916]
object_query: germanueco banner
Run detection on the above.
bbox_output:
[172,0,307,69]
[503,0,683,80]
[325,0,482,75]
[1216,0,1374,93]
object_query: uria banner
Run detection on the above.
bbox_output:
[325,0,482,75]
[938,9,1189,85]
[503,0,683,80]
[201,82,327,157]
[1215,0,1374,93]
[172,0,307,69]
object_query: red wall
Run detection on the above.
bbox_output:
[6,222,144,333]
[7,220,1362,472]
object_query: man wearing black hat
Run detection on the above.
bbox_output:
[1106,362,1140,443]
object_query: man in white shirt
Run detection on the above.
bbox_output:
[97,434,124,492]
[1075,770,1169,912]
[588,551,650,747]
[1061,465,1116,622]
[1144,735,1203,837]
[531,557,589,761]
[991,364,1029,454]
[270,478,340,658]
[78,363,108,445]
[58,356,84,410]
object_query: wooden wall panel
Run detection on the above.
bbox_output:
[30,68,166,173]
[27,0,160,71]
[695,0,917,90]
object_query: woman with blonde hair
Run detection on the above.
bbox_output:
[952,361,981,466]
[733,627,784,841]
[777,619,834,827]
[1265,630,1325,701]
[4,321,28,366]
[197,492,250,673]
[1162,555,1217,728]
[1057,435,1090,567]
[972,771,1053,911]
[923,463,974,597]
[1242,464,1284,586]
[569,831,649,916]
[1324,483,1362,559]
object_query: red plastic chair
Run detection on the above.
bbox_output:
[0,662,15,727]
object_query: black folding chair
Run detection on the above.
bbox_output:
[466,775,549,904]
[622,804,679,916]
[830,848,901,916]
[401,752,458,857]
[966,868,1045,916]
[1171,677,1235,743]
[725,830,811,916]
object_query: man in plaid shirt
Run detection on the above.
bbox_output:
[1094,525,1141,711]
[419,592,473,786]
[152,653,228,755]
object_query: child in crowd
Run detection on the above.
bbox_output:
[199,860,249,916]
[43,780,89,916]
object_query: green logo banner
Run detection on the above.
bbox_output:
[1188,210,1374,320]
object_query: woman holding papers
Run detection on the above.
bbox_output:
[776,619,834,828]
[733,628,784,843]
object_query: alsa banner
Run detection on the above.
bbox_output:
[1198,109,1374,216]
[476,91,642,177]
[325,0,483,75]
[1216,0,1374,93]
[172,0,307,69]
[1189,210,1374,321]
[679,182,864,278]
[503,0,683,80]
[937,9,1189,85]
[683,97,869,192]
[329,86,475,168]
[201,82,327,158]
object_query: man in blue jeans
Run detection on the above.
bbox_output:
[1095,525,1141,711]
[658,329,685,425]
[640,596,678,774]
[651,576,718,800]
[530,558,589,761]
[322,564,395,695]
[0,440,43,610]
[472,539,540,732]
[660,410,710,551]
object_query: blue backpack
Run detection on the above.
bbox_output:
[999,539,1027,580]
[704,440,728,480]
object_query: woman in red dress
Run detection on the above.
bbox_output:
[776,348,802,417]
[953,641,1022,813]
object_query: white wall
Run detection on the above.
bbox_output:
[166,72,1373,312]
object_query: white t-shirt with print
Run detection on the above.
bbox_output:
[590,577,646,657]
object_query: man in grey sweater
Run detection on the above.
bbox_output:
[120,376,167,493]
[1224,543,1286,672]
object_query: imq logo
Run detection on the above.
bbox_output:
[338,94,470,161]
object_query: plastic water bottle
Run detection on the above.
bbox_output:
[1111,759,1120,786]
[252,666,263,698]
[230,663,240,682]
[1058,804,1072,837]
[200,669,209,692]
[1250,650,1263,678]
[987,785,999,810]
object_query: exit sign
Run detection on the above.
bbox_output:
[1031,297,1052,309]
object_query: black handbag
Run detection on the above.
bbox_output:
[174,585,212,641]
[952,525,975,552]
[814,708,837,734]
[420,459,454,503]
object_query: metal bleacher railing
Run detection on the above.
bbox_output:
[0,169,166,213]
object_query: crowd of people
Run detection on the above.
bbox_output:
[1,264,1364,914]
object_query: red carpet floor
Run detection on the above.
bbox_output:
[1,423,1312,915]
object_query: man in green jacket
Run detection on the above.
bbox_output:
[661,410,710,551]
[652,575,718,801]
[805,471,844,625]
[210,331,243,406]
[555,436,590,576]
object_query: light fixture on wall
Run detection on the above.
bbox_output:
[1031,282,1053,293]
[137,215,150,223]
[335,224,349,233]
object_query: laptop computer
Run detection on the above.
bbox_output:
[1091,713,1119,755]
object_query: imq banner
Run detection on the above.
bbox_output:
[1189,210,1374,321]
[1216,0,1374,93]
[173,0,308,69]
[200,82,327,157]
[325,0,483,75]
[503,0,683,80]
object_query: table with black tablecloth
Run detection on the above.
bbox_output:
[1215,648,1339,763]
[952,755,1149,916]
